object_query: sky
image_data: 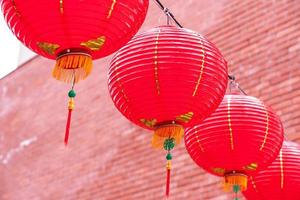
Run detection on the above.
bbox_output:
[0,13,35,79]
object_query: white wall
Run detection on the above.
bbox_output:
[0,14,35,79]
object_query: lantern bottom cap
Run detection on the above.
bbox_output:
[223,173,248,192]
[52,51,93,83]
[151,124,184,149]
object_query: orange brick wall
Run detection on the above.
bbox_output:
[1,0,300,199]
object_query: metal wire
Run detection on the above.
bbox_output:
[153,0,183,28]
[228,74,247,95]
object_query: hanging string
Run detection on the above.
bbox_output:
[166,8,171,25]
[64,70,76,145]
[153,0,183,28]
[228,75,247,95]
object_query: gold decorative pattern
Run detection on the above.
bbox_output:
[80,36,106,51]
[37,42,60,55]
[212,167,225,175]
[12,0,20,17]
[140,118,157,128]
[60,0,64,14]
[244,162,258,171]
[107,0,117,19]
[196,134,204,152]
[227,96,234,150]
[154,31,161,95]
[259,108,270,151]
[279,149,284,189]
[176,112,194,123]
[192,39,206,97]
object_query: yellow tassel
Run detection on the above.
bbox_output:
[52,53,93,83]
[223,173,248,192]
[152,124,184,149]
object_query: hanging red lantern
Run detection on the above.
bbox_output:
[108,25,228,197]
[184,94,284,197]
[243,141,300,200]
[1,0,149,144]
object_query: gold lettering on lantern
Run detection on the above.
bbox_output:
[279,149,284,189]
[60,0,64,14]
[176,112,194,123]
[244,162,258,171]
[259,108,270,151]
[154,31,161,95]
[80,36,106,51]
[140,118,157,128]
[192,39,206,97]
[37,42,60,55]
[212,167,225,175]
[227,96,235,150]
[11,0,21,17]
[107,0,117,19]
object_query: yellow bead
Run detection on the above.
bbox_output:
[68,98,75,109]
[166,161,172,169]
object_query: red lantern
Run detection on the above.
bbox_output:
[108,25,228,197]
[243,141,300,200]
[2,0,148,82]
[184,94,284,196]
[1,0,149,144]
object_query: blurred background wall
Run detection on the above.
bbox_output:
[1,0,300,199]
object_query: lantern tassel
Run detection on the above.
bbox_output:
[152,124,184,149]
[64,89,76,146]
[224,173,248,192]
[166,160,171,197]
[53,52,93,83]
[64,108,73,145]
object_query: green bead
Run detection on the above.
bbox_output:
[68,90,76,98]
[166,153,172,160]
[234,198,239,200]
[233,185,240,193]
[163,138,175,151]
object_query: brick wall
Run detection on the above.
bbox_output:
[1,0,300,199]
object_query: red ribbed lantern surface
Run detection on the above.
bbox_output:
[1,0,148,144]
[185,94,284,194]
[1,0,148,82]
[243,141,300,200]
[109,25,228,135]
[108,25,228,197]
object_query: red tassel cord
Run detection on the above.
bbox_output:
[166,161,171,197]
[64,90,76,145]
[64,108,73,145]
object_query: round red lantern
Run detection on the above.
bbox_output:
[1,0,149,144]
[243,141,300,200]
[108,25,228,196]
[1,0,149,83]
[184,94,284,195]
